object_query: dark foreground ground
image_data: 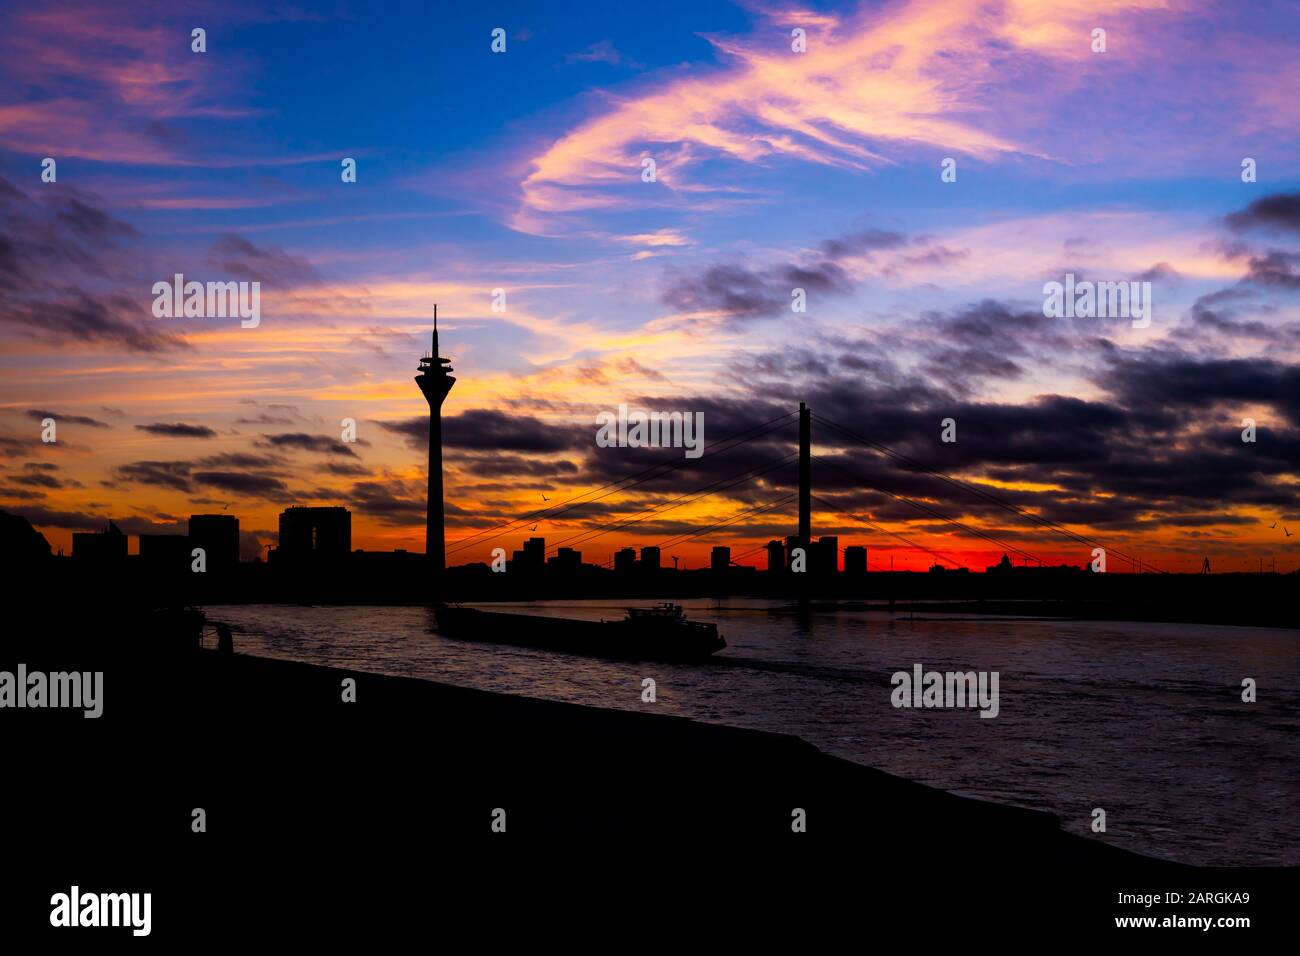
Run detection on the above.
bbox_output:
[2,603,1294,943]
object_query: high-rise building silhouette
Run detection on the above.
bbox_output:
[614,547,637,574]
[522,536,545,572]
[844,545,867,575]
[416,306,456,586]
[640,546,661,571]
[710,546,731,572]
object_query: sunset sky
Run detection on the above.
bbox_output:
[2,0,1298,572]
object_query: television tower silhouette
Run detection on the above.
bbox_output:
[416,305,456,591]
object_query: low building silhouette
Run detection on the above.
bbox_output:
[814,535,838,575]
[0,511,52,572]
[784,535,803,570]
[549,547,581,572]
[277,507,350,564]
[766,539,784,573]
[190,514,239,573]
[986,552,1085,575]
[72,520,127,564]
[139,533,191,572]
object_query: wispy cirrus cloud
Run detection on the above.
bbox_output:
[0,3,349,169]
[0,5,249,164]
[0,176,184,352]
[506,0,1300,239]
[513,0,1186,233]
[565,39,643,70]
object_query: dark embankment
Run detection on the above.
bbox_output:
[2,597,1294,938]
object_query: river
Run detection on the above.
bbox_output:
[204,599,1299,866]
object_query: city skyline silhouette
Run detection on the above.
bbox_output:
[6,313,1294,583]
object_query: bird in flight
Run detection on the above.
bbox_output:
[1269,521,1277,529]
[541,494,549,502]
[530,524,538,532]
[1285,526,1293,538]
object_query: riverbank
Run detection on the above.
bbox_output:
[204,600,1300,867]
[5,629,1295,936]
[4,641,1177,855]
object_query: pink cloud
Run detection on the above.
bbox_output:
[509,0,1296,235]
[0,3,315,167]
